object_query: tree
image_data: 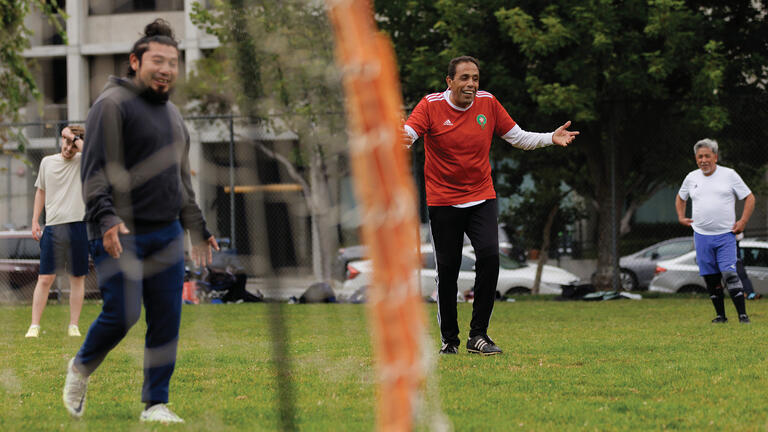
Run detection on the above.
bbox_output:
[377,0,768,290]
[188,0,347,282]
[498,160,585,294]
[0,0,65,151]
[495,0,768,288]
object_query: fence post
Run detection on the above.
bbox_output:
[610,101,619,291]
[229,115,237,250]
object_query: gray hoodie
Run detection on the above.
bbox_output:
[81,76,210,243]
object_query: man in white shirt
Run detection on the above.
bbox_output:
[25,125,88,338]
[676,138,755,323]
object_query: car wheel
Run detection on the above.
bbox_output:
[677,285,707,294]
[619,269,638,291]
[504,287,531,296]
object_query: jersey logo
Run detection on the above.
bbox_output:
[443,119,453,126]
[476,114,487,129]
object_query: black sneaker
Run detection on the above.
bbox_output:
[439,343,458,355]
[466,335,502,356]
[711,316,728,323]
[739,314,750,324]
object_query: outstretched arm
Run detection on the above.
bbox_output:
[502,121,579,150]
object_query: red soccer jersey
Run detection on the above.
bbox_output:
[406,90,517,206]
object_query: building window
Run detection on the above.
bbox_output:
[88,0,184,15]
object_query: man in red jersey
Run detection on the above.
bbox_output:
[404,56,578,356]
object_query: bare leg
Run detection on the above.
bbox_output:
[68,275,86,326]
[30,274,57,326]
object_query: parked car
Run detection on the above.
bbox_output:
[649,239,768,294]
[0,230,98,302]
[333,245,368,282]
[339,244,582,301]
[617,237,694,291]
[333,236,526,283]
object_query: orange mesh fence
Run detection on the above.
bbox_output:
[325,1,427,431]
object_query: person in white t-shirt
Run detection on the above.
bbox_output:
[25,125,89,338]
[676,138,755,324]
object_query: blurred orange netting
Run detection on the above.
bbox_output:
[325,1,428,430]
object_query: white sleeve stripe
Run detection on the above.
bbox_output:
[404,125,418,147]
[501,124,554,150]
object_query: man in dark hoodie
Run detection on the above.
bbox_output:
[63,19,218,424]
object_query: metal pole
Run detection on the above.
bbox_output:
[6,154,11,225]
[229,115,237,250]
[610,102,619,291]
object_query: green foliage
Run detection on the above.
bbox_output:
[0,0,66,150]
[187,0,346,155]
[4,300,768,430]
[378,0,768,286]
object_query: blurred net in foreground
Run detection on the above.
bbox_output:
[326,0,437,430]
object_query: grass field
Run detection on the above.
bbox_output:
[2,296,767,431]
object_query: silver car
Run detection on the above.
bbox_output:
[618,237,694,291]
[649,239,768,294]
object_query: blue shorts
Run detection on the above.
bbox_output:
[39,221,89,276]
[694,232,737,276]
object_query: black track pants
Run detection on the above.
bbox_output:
[428,199,499,346]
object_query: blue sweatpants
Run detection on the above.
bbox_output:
[75,221,184,403]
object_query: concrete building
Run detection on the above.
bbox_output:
[2,1,329,276]
[3,1,218,230]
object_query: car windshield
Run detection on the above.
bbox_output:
[643,240,693,259]
[500,252,525,270]
[741,247,768,267]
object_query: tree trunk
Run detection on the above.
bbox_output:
[309,147,336,282]
[593,184,624,291]
[532,202,559,295]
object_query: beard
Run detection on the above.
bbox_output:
[138,85,173,104]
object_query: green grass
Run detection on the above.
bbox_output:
[2,298,768,431]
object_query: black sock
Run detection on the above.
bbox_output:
[729,289,747,316]
[145,401,162,410]
[710,287,726,318]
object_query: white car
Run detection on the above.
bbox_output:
[339,244,581,301]
[649,239,768,294]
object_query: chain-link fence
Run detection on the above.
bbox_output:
[1,95,767,303]
[0,114,353,303]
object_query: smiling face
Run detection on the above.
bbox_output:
[446,61,479,108]
[130,41,178,95]
[696,146,718,176]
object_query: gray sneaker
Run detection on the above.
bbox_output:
[140,404,185,424]
[62,358,88,418]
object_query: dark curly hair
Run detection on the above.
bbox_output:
[126,19,179,77]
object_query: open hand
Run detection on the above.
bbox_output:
[104,223,130,259]
[190,236,220,268]
[553,121,579,147]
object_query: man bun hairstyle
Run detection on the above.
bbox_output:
[447,55,480,79]
[127,19,179,77]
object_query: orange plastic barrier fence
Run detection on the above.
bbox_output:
[325,1,427,431]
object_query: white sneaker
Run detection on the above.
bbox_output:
[62,358,88,418]
[25,325,40,338]
[67,325,81,337]
[140,404,185,424]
